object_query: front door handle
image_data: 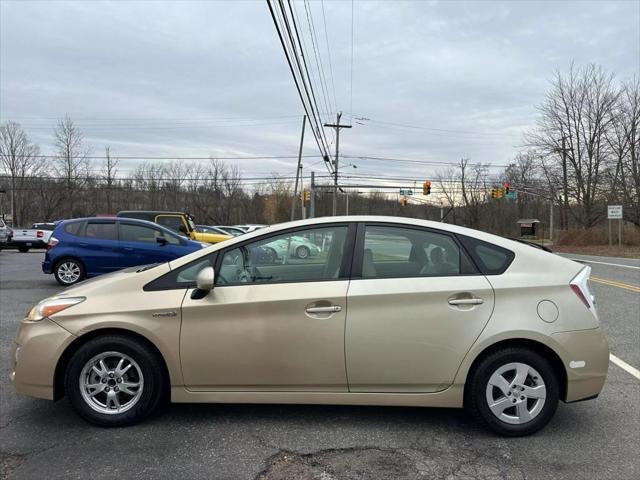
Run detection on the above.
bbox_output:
[448,298,484,306]
[305,305,342,314]
[123,247,134,251]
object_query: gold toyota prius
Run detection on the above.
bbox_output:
[10,216,609,436]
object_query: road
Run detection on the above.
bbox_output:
[1,250,638,480]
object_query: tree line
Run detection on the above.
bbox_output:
[0,63,638,239]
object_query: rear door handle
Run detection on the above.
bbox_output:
[448,298,484,306]
[305,305,342,314]
[78,243,89,247]
[123,247,134,251]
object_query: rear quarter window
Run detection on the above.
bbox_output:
[457,234,514,275]
[63,221,85,236]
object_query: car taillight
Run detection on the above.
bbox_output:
[47,237,59,251]
[37,230,44,238]
[570,266,596,312]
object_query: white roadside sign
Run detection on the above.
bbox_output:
[607,205,623,220]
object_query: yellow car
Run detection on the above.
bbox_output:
[116,211,230,244]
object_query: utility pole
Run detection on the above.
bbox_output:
[560,135,569,230]
[549,201,554,244]
[324,112,351,216]
[309,171,315,218]
[290,115,307,222]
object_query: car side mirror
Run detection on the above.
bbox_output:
[192,266,215,299]
[156,236,168,246]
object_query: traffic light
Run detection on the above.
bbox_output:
[491,187,504,199]
[304,190,311,207]
[503,182,510,195]
[423,181,431,195]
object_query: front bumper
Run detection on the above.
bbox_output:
[10,318,76,400]
[552,327,609,403]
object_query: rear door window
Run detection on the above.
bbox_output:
[360,225,476,278]
[84,222,117,240]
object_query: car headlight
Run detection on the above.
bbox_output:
[26,296,86,322]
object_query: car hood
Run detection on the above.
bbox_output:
[58,263,169,297]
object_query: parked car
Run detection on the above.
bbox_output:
[43,217,203,285]
[214,226,247,237]
[11,216,608,435]
[234,224,268,233]
[32,222,57,231]
[259,234,322,262]
[0,218,9,247]
[194,225,241,237]
[6,223,55,252]
[117,211,231,244]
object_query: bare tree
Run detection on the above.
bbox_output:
[0,121,42,226]
[606,78,640,225]
[53,115,89,217]
[100,146,118,213]
[526,63,620,228]
[459,158,490,228]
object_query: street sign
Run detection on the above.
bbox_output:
[399,189,413,196]
[505,191,518,200]
[607,205,623,220]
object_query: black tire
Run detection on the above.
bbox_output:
[18,246,29,253]
[466,347,559,436]
[295,245,310,259]
[53,258,85,286]
[64,335,166,427]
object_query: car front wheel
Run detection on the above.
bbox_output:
[295,245,310,259]
[467,347,559,436]
[65,335,166,427]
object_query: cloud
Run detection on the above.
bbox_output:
[1,0,638,182]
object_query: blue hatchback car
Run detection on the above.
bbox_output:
[43,217,203,286]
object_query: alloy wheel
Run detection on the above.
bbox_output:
[58,262,81,284]
[485,362,547,425]
[79,351,144,415]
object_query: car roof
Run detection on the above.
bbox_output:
[62,216,176,230]
[117,210,186,216]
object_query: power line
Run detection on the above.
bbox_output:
[318,0,338,113]
[290,0,332,122]
[265,0,332,170]
[280,0,328,147]
[349,0,354,123]
[18,154,323,161]
[356,117,522,139]
[342,154,511,168]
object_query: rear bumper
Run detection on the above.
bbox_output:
[42,259,53,274]
[6,240,48,249]
[552,327,609,403]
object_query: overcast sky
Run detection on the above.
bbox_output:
[1,0,638,183]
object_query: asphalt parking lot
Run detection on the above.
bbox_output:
[1,250,638,480]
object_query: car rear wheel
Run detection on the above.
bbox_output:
[65,335,166,427]
[54,259,85,286]
[467,348,559,436]
[295,245,310,259]
[18,246,29,253]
